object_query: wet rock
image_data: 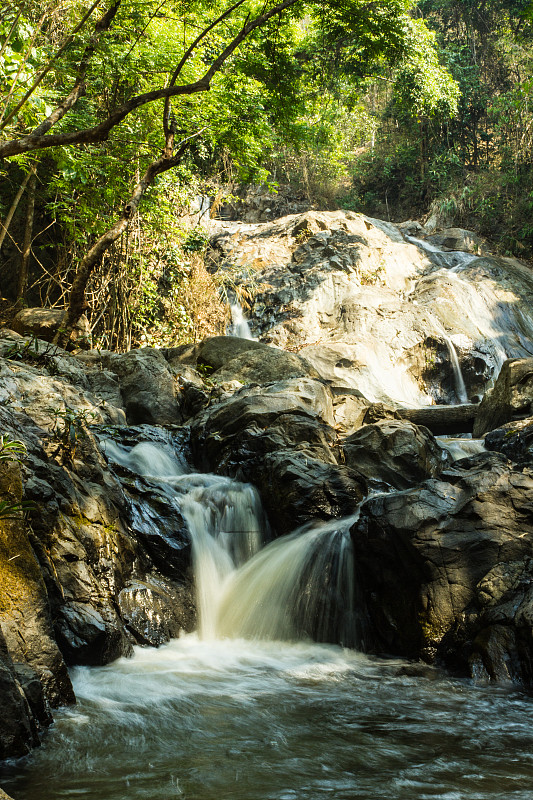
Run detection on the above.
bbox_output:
[55,601,132,666]
[474,358,533,436]
[342,420,450,490]
[118,577,195,647]
[484,417,533,463]
[351,452,533,683]
[190,380,364,534]
[0,628,35,759]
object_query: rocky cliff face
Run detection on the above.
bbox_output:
[3,209,533,759]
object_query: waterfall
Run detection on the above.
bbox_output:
[228,302,255,339]
[216,516,358,646]
[443,335,468,403]
[102,439,355,646]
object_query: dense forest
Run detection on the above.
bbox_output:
[0,0,532,350]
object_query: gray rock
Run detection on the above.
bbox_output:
[351,452,533,683]
[425,228,490,255]
[10,308,91,346]
[343,420,450,489]
[474,358,533,436]
[196,336,265,371]
[107,348,180,425]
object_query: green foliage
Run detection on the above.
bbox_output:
[0,0,466,343]
[47,406,98,458]
[0,435,26,463]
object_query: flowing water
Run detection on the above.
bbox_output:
[227,302,255,339]
[3,441,533,800]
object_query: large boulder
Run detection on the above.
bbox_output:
[342,419,450,490]
[351,452,533,683]
[484,416,533,463]
[425,228,490,255]
[194,335,320,385]
[473,358,533,436]
[10,308,90,346]
[106,348,180,425]
[0,627,36,759]
[189,379,363,534]
[196,335,265,370]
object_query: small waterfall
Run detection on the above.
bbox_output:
[102,439,356,647]
[216,516,359,647]
[443,335,468,403]
[438,436,486,461]
[102,439,268,640]
[179,482,266,639]
[406,235,478,270]
[228,302,255,339]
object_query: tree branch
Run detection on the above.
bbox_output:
[0,0,302,159]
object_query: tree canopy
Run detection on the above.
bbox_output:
[0,0,458,346]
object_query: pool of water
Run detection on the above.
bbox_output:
[2,635,533,800]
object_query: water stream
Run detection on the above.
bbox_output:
[3,441,533,800]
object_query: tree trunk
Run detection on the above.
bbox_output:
[396,404,478,436]
[0,166,35,252]
[16,168,37,305]
[54,138,193,347]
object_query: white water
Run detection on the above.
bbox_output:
[438,436,486,461]
[443,335,468,403]
[101,440,355,646]
[228,302,255,339]
[6,442,533,799]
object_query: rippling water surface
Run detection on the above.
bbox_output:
[3,635,533,800]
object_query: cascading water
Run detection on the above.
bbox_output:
[5,439,533,800]
[217,516,358,646]
[101,439,355,645]
[227,302,255,339]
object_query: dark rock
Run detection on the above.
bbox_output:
[190,380,364,534]
[343,420,450,490]
[0,627,35,759]
[474,358,533,437]
[351,452,533,683]
[118,577,196,647]
[123,480,192,576]
[55,601,133,666]
[12,664,53,730]
[484,416,533,463]
[397,404,478,436]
